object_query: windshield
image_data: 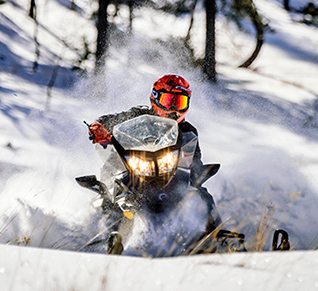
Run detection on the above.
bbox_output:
[113,115,179,152]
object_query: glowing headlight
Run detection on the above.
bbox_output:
[127,156,156,176]
[157,150,179,175]
[126,150,179,177]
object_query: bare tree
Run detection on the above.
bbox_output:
[284,0,290,11]
[203,0,217,82]
[95,0,110,70]
[238,0,264,68]
[185,0,198,42]
[128,0,135,34]
[28,0,39,71]
[29,0,37,20]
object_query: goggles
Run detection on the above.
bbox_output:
[157,92,190,112]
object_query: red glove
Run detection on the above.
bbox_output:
[88,122,112,144]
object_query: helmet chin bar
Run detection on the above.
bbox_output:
[151,98,187,123]
[160,111,185,123]
[166,112,179,121]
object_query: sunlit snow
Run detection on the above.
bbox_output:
[1,0,318,289]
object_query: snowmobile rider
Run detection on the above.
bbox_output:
[88,74,222,229]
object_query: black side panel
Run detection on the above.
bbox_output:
[194,164,221,187]
[75,175,107,195]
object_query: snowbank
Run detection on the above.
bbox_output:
[1,243,317,290]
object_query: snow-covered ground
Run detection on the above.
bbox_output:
[1,0,318,289]
[1,244,318,290]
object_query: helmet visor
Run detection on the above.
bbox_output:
[159,93,189,111]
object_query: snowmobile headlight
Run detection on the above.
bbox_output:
[126,156,156,177]
[157,150,179,175]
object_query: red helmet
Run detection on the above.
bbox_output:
[150,74,192,123]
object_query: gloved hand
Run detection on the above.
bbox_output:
[88,122,112,144]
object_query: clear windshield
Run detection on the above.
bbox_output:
[113,115,179,152]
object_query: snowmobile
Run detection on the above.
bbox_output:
[76,115,290,257]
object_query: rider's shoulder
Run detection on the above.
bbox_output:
[128,105,153,115]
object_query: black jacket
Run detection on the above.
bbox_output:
[96,106,205,186]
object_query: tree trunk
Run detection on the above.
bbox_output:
[29,0,36,20]
[284,0,290,11]
[239,1,264,68]
[128,0,134,34]
[203,0,217,82]
[95,0,109,70]
[186,0,198,42]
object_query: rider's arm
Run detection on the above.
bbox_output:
[88,122,112,144]
[88,106,153,146]
[97,106,153,134]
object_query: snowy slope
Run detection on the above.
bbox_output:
[1,0,318,289]
[1,244,318,291]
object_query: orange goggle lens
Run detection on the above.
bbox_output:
[159,93,189,111]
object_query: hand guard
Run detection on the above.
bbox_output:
[88,122,112,144]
